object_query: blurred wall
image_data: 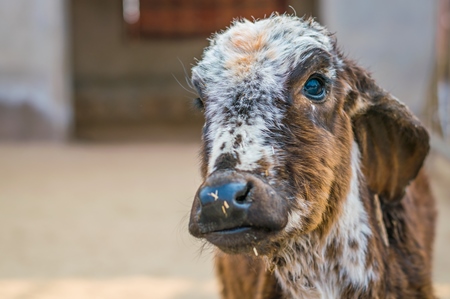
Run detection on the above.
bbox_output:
[72,0,207,139]
[321,0,437,114]
[72,0,317,140]
[0,0,72,140]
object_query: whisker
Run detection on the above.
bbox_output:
[172,73,198,96]
[178,57,197,91]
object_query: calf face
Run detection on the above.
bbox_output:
[188,16,429,256]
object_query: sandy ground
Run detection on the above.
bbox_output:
[0,142,448,299]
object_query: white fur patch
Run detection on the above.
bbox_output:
[285,200,311,233]
[327,142,376,287]
[274,142,377,298]
[192,15,335,175]
[207,116,270,174]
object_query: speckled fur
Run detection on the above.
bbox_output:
[271,143,376,298]
[190,15,436,299]
[192,16,336,176]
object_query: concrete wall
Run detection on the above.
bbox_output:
[321,0,437,114]
[0,0,72,140]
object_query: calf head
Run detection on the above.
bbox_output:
[188,16,429,256]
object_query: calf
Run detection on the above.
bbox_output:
[188,15,436,298]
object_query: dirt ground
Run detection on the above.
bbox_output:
[0,142,448,299]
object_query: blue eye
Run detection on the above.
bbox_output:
[303,77,326,101]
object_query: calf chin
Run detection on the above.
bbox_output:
[188,170,290,255]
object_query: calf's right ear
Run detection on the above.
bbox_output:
[345,68,430,202]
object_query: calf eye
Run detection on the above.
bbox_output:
[303,76,326,102]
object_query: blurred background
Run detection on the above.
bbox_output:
[0,0,449,298]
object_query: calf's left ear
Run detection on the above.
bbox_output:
[346,77,430,202]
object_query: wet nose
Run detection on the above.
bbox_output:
[196,182,252,233]
[198,182,251,207]
[189,171,290,240]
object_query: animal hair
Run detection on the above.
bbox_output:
[189,15,436,299]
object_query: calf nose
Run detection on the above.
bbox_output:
[198,182,251,207]
[196,182,252,233]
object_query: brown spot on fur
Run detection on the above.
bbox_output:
[215,253,283,299]
[343,90,359,113]
[225,31,269,76]
[231,30,266,52]
[214,153,238,170]
[325,238,343,260]
[255,158,271,173]
[349,239,359,251]
[233,134,242,149]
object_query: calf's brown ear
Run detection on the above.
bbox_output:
[347,74,430,202]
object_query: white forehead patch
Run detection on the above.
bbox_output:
[193,15,333,96]
[192,15,335,174]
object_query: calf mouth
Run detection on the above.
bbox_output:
[201,226,280,255]
[188,170,289,254]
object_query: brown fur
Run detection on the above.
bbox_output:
[214,171,436,299]
[209,61,437,298]
[189,17,436,299]
[216,252,283,299]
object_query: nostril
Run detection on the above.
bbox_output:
[197,181,252,208]
[194,179,256,234]
[235,182,252,204]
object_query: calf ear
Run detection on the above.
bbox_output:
[346,74,430,202]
